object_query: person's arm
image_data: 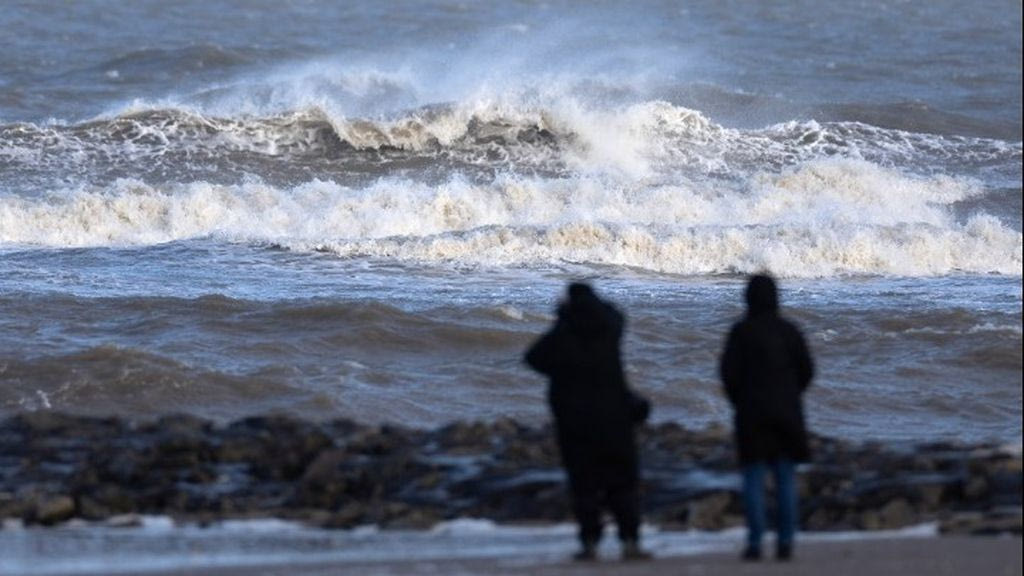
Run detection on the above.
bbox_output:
[719,325,742,407]
[525,328,559,376]
[792,327,814,392]
[607,303,625,340]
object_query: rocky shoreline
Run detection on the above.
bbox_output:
[0,412,1019,535]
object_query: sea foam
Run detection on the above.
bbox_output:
[1,158,1019,277]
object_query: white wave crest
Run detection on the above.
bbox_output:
[305,217,1019,277]
[8,95,1016,190]
[1,159,1020,277]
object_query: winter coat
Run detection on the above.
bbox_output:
[525,286,640,483]
[720,276,814,464]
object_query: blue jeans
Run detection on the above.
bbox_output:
[742,459,797,551]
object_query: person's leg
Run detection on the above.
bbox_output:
[606,483,640,543]
[606,482,651,560]
[568,470,602,559]
[772,458,797,559]
[741,462,766,559]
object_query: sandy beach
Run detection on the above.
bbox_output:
[122,536,1021,576]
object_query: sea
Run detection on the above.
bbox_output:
[1,0,1021,448]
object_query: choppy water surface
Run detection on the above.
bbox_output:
[1,0,1020,444]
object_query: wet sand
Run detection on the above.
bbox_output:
[133,535,1020,576]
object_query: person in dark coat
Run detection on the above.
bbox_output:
[719,273,814,561]
[525,282,651,561]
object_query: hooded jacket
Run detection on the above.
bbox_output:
[525,284,638,474]
[720,275,814,464]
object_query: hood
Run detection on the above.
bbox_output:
[557,282,621,338]
[745,274,779,316]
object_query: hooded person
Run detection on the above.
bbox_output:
[524,282,651,561]
[719,273,814,561]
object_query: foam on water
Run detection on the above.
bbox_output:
[5,98,1017,175]
[1,159,1019,277]
[0,516,940,576]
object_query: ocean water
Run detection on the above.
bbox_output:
[1,0,1020,444]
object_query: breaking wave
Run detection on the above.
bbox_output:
[2,100,1019,189]
[1,158,1019,277]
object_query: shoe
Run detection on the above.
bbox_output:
[776,543,792,561]
[621,540,653,561]
[741,546,762,561]
[573,544,597,562]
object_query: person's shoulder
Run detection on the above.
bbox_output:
[776,314,807,337]
[601,300,625,327]
[602,298,623,316]
[726,317,748,337]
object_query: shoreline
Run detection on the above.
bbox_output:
[0,519,1019,576]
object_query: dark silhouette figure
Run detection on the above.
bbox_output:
[525,282,651,561]
[720,274,814,561]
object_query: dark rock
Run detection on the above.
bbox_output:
[384,506,443,530]
[989,460,1023,507]
[964,475,990,500]
[32,495,76,525]
[437,421,494,454]
[301,449,349,486]
[0,413,1019,534]
[941,510,1023,535]
[915,483,946,510]
[804,505,845,531]
[687,491,736,530]
[858,497,914,530]
[0,491,29,519]
[295,449,350,508]
[320,502,368,529]
[77,483,139,519]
